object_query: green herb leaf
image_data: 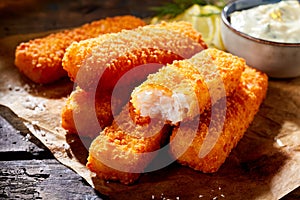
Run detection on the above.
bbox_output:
[151,0,225,18]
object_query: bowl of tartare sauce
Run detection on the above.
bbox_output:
[221,0,300,78]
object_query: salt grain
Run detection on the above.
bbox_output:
[276,138,285,147]
[62,143,70,150]
[23,84,31,92]
[32,121,39,125]
[22,96,46,112]
[40,130,46,137]
[7,85,13,91]
[24,133,31,141]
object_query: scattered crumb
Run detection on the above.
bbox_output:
[23,84,31,92]
[13,86,21,92]
[62,143,70,151]
[23,133,32,141]
[275,138,285,147]
[7,84,13,91]
[40,130,46,137]
[22,96,46,112]
[32,120,39,125]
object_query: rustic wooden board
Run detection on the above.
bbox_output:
[0,0,160,37]
[0,106,106,200]
[0,160,105,200]
[0,105,46,154]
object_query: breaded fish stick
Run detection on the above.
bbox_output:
[170,66,268,173]
[61,21,206,137]
[61,87,123,138]
[62,21,207,93]
[15,15,145,84]
[87,103,172,184]
[130,48,245,124]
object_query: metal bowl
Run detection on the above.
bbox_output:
[221,0,300,78]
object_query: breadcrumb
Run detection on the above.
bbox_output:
[14,15,145,83]
[170,66,268,173]
[61,87,123,138]
[131,48,246,124]
[62,21,207,92]
[87,103,172,184]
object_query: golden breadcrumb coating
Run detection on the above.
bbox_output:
[87,103,172,184]
[61,87,123,138]
[61,21,207,137]
[14,15,145,84]
[62,21,207,92]
[170,66,268,173]
[130,48,246,124]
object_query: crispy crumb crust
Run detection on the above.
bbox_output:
[87,103,172,184]
[62,21,207,92]
[14,15,145,84]
[170,66,268,173]
[61,87,123,138]
[61,21,207,137]
[87,61,267,185]
[131,48,246,123]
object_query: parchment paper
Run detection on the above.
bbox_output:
[0,33,299,200]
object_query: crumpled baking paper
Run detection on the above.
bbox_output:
[0,33,299,200]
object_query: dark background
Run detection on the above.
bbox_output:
[0,0,166,37]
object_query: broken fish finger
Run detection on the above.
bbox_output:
[170,66,268,173]
[130,48,245,124]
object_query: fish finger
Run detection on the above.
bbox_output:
[61,87,123,138]
[86,103,172,184]
[62,21,207,93]
[130,48,245,124]
[15,15,145,84]
[170,66,268,173]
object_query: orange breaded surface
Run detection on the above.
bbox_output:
[14,15,145,84]
[170,66,268,173]
[62,21,207,92]
[130,48,246,123]
[61,87,123,138]
[87,103,172,184]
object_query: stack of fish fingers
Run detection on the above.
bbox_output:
[56,19,267,184]
[61,20,207,139]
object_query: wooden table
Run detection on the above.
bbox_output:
[0,1,299,199]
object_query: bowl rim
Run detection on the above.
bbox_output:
[221,0,300,47]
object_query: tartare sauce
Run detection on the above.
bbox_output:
[230,0,300,43]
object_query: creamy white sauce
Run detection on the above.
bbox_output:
[230,0,300,43]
